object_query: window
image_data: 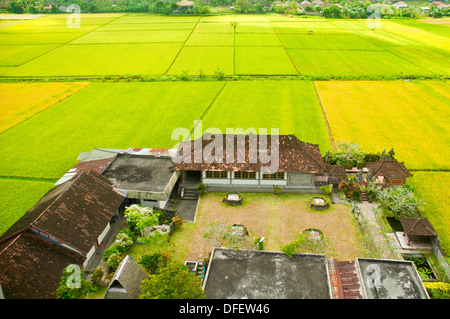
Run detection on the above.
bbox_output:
[234,172,256,179]
[262,172,285,180]
[205,171,228,179]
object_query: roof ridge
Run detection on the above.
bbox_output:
[0,232,23,256]
[292,136,327,172]
[32,172,85,226]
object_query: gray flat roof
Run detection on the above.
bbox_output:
[101,154,175,193]
[356,258,429,299]
[203,248,332,299]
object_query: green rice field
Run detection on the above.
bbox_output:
[1,13,449,77]
[0,13,449,256]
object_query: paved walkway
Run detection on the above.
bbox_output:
[357,202,403,260]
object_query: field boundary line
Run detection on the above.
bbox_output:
[0,175,58,182]
[189,81,227,135]
[0,82,91,135]
[164,17,201,75]
[352,30,437,77]
[313,81,337,152]
[272,23,301,76]
[4,15,127,72]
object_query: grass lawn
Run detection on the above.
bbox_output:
[407,172,450,257]
[182,192,364,261]
[0,81,90,133]
[5,43,183,76]
[315,80,450,170]
[200,80,333,153]
[0,81,224,179]
[0,179,55,236]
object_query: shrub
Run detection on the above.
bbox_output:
[197,183,207,194]
[139,251,171,274]
[172,216,184,232]
[320,185,332,195]
[103,245,121,262]
[367,183,425,217]
[114,232,133,252]
[106,253,124,270]
[124,204,159,234]
[90,268,104,286]
[423,282,450,299]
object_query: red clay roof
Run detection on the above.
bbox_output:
[171,134,328,174]
[0,231,84,299]
[0,170,125,255]
[366,157,412,178]
[399,217,437,237]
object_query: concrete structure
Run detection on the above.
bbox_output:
[203,248,333,299]
[356,258,429,299]
[203,248,430,299]
[102,153,180,209]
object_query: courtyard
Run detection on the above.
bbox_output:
[180,192,364,262]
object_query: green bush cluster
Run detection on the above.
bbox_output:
[423,282,450,299]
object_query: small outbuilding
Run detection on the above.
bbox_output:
[366,155,412,186]
[398,217,438,246]
[104,255,148,299]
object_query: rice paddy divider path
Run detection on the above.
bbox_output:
[189,81,227,136]
[164,17,201,75]
[351,30,437,77]
[7,14,127,71]
[272,22,301,76]
[313,81,337,152]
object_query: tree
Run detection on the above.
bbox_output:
[140,262,205,299]
[124,204,159,234]
[281,231,339,258]
[334,140,365,168]
[203,220,255,251]
[367,183,425,218]
[56,266,94,299]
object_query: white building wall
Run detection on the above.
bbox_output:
[83,245,96,268]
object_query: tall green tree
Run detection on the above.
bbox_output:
[140,262,205,299]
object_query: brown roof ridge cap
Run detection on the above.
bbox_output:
[292,136,327,172]
[32,172,85,226]
[0,225,32,246]
[32,225,88,256]
[0,231,25,255]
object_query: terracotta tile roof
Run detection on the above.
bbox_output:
[171,134,327,174]
[327,164,346,176]
[0,170,125,255]
[55,157,115,185]
[0,231,84,299]
[399,217,437,237]
[366,157,412,178]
